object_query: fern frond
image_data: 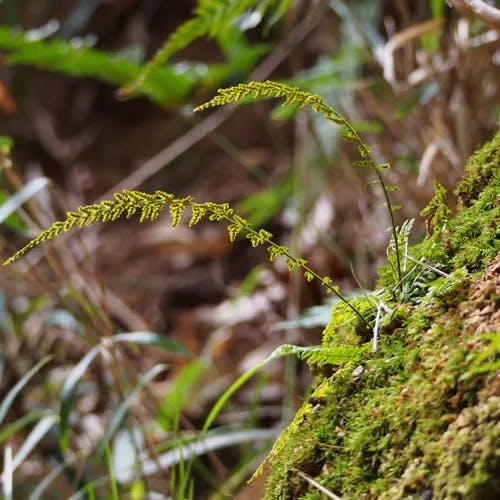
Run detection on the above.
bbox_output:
[197,80,404,290]
[195,80,345,125]
[3,188,370,327]
[274,344,362,366]
[3,190,174,264]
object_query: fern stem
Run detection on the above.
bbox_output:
[326,113,403,292]
[216,212,372,328]
[278,249,372,328]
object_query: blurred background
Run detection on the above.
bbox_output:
[0,0,499,498]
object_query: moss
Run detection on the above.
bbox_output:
[429,397,500,499]
[455,130,500,207]
[264,132,500,499]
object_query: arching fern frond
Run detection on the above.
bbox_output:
[195,80,346,125]
[4,190,174,264]
[3,188,370,327]
[196,80,404,291]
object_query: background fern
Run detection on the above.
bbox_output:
[119,0,293,97]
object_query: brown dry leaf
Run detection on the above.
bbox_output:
[0,81,17,114]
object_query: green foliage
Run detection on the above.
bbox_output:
[420,181,450,232]
[0,135,13,155]
[0,26,195,106]
[120,0,292,97]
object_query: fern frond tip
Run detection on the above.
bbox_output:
[194,80,345,124]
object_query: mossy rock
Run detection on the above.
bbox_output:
[264,132,500,499]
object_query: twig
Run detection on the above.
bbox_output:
[448,0,500,31]
[404,253,450,278]
[296,470,342,500]
[372,300,393,353]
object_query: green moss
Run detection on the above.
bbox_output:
[264,133,500,499]
[420,180,451,232]
[455,130,500,207]
[429,397,500,499]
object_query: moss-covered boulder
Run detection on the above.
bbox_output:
[264,132,500,499]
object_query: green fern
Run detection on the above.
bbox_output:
[4,189,370,327]
[195,80,403,289]
[0,26,196,106]
[119,0,292,98]
[271,343,362,366]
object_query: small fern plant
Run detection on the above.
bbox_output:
[4,81,404,325]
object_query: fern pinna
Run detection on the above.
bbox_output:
[4,189,371,327]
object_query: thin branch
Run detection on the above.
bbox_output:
[448,0,500,31]
[404,253,450,278]
[296,470,342,500]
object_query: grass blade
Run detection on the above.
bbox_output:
[104,442,119,500]
[11,414,58,472]
[157,359,206,430]
[0,177,50,224]
[2,445,13,500]
[59,346,100,450]
[28,455,73,500]
[0,356,51,427]
[135,429,276,479]
[112,331,191,355]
